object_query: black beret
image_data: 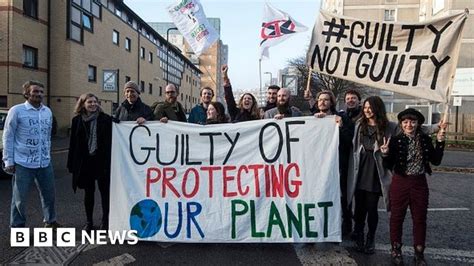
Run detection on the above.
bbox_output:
[397,108,425,125]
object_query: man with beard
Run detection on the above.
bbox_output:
[313,91,354,237]
[114,81,153,124]
[188,87,214,124]
[153,84,187,122]
[262,85,280,112]
[4,81,60,228]
[263,88,302,119]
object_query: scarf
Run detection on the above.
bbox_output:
[81,112,99,155]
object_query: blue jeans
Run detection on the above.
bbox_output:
[10,164,56,227]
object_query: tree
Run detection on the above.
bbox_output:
[287,56,368,103]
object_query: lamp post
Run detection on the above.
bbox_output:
[166,27,178,85]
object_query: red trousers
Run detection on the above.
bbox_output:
[389,173,429,247]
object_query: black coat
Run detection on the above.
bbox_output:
[224,84,259,122]
[67,112,112,192]
[114,98,153,122]
[383,132,445,176]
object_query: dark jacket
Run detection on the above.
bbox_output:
[67,112,112,192]
[153,101,187,122]
[224,84,259,123]
[383,132,445,176]
[114,98,153,122]
[263,102,276,112]
[188,104,207,124]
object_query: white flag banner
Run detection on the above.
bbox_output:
[168,0,219,56]
[306,10,468,103]
[260,3,308,59]
[109,117,341,243]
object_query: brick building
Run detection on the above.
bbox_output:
[0,0,201,134]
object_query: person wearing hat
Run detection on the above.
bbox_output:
[381,108,447,266]
[114,81,153,123]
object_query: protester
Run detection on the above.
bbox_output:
[206,101,228,124]
[114,81,153,123]
[262,85,280,112]
[222,65,260,122]
[382,108,446,266]
[264,88,302,119]
[188,87,214,124]
[312,91,353,236]
[153,84,187,123]
[67,93,112,232]
[347,96,395,254]
[341,89,362,120]
[3,81,60,228]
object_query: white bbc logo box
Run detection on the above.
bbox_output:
[11,228,76,247]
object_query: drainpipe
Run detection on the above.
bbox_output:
[47,0,51,106]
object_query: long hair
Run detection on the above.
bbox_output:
[208,101,228,123]
[74,93,103,115]
[316,90,337,114]
[238,93,260,119]
[357,96,388,144]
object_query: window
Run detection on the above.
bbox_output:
[82,0,91,12]
[148,83,153,94]
[140,47,145,59]
[0,96,7,108]
[113,30,119,45]
[159,86,162,96]
[149,52,153,63]
[125,76,131,82]
[384,9,396,21]
[83,13,93,31]
[125,38,131,51]
[115,8,121,17]
[92,2,101,18]
[23,45,38,69]
[140,81,145,93]
[88,65,97,82]
[23,0,38,19]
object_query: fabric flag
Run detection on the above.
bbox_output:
[260,3,308,59]
[168,0,219,56]
[306,10,468,103]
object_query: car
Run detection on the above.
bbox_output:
[0,109,12,178]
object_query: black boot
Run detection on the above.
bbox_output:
[353,231,365,252]
[364,233,375,254]
[414,245,427,266]
[391,242,404,265]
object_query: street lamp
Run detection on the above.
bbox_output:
[166,27,178,85]
[264,71,272,86]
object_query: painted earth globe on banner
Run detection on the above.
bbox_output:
[130,199,162,238]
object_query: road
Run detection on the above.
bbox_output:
[0,149,473,265]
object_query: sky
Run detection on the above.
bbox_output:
[124,0,321,91]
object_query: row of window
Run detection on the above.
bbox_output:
[69,0,102,43]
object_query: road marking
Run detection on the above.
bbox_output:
[7,242,88,265]
[93,253,136,266]
[378,207,469,212]
[294,243,356,265]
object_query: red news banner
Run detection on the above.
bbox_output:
[110,117,341,242]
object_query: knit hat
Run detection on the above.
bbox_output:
[397,108,425,125]
[124,81,140,94]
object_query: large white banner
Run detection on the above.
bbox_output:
[110,117,341,242]
[306,10,468,103]
[168,0,219,56]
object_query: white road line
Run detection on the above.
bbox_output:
[378,207,470,212]
[294,243,356,265]
[93,253,136,266]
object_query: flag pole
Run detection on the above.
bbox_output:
[304,66,313,100]
[259,59,262,103]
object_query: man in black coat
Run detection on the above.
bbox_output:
[114,81,153,123]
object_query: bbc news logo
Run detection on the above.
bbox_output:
[11,228,138,247]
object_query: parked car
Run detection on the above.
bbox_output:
[0,109,12,178]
